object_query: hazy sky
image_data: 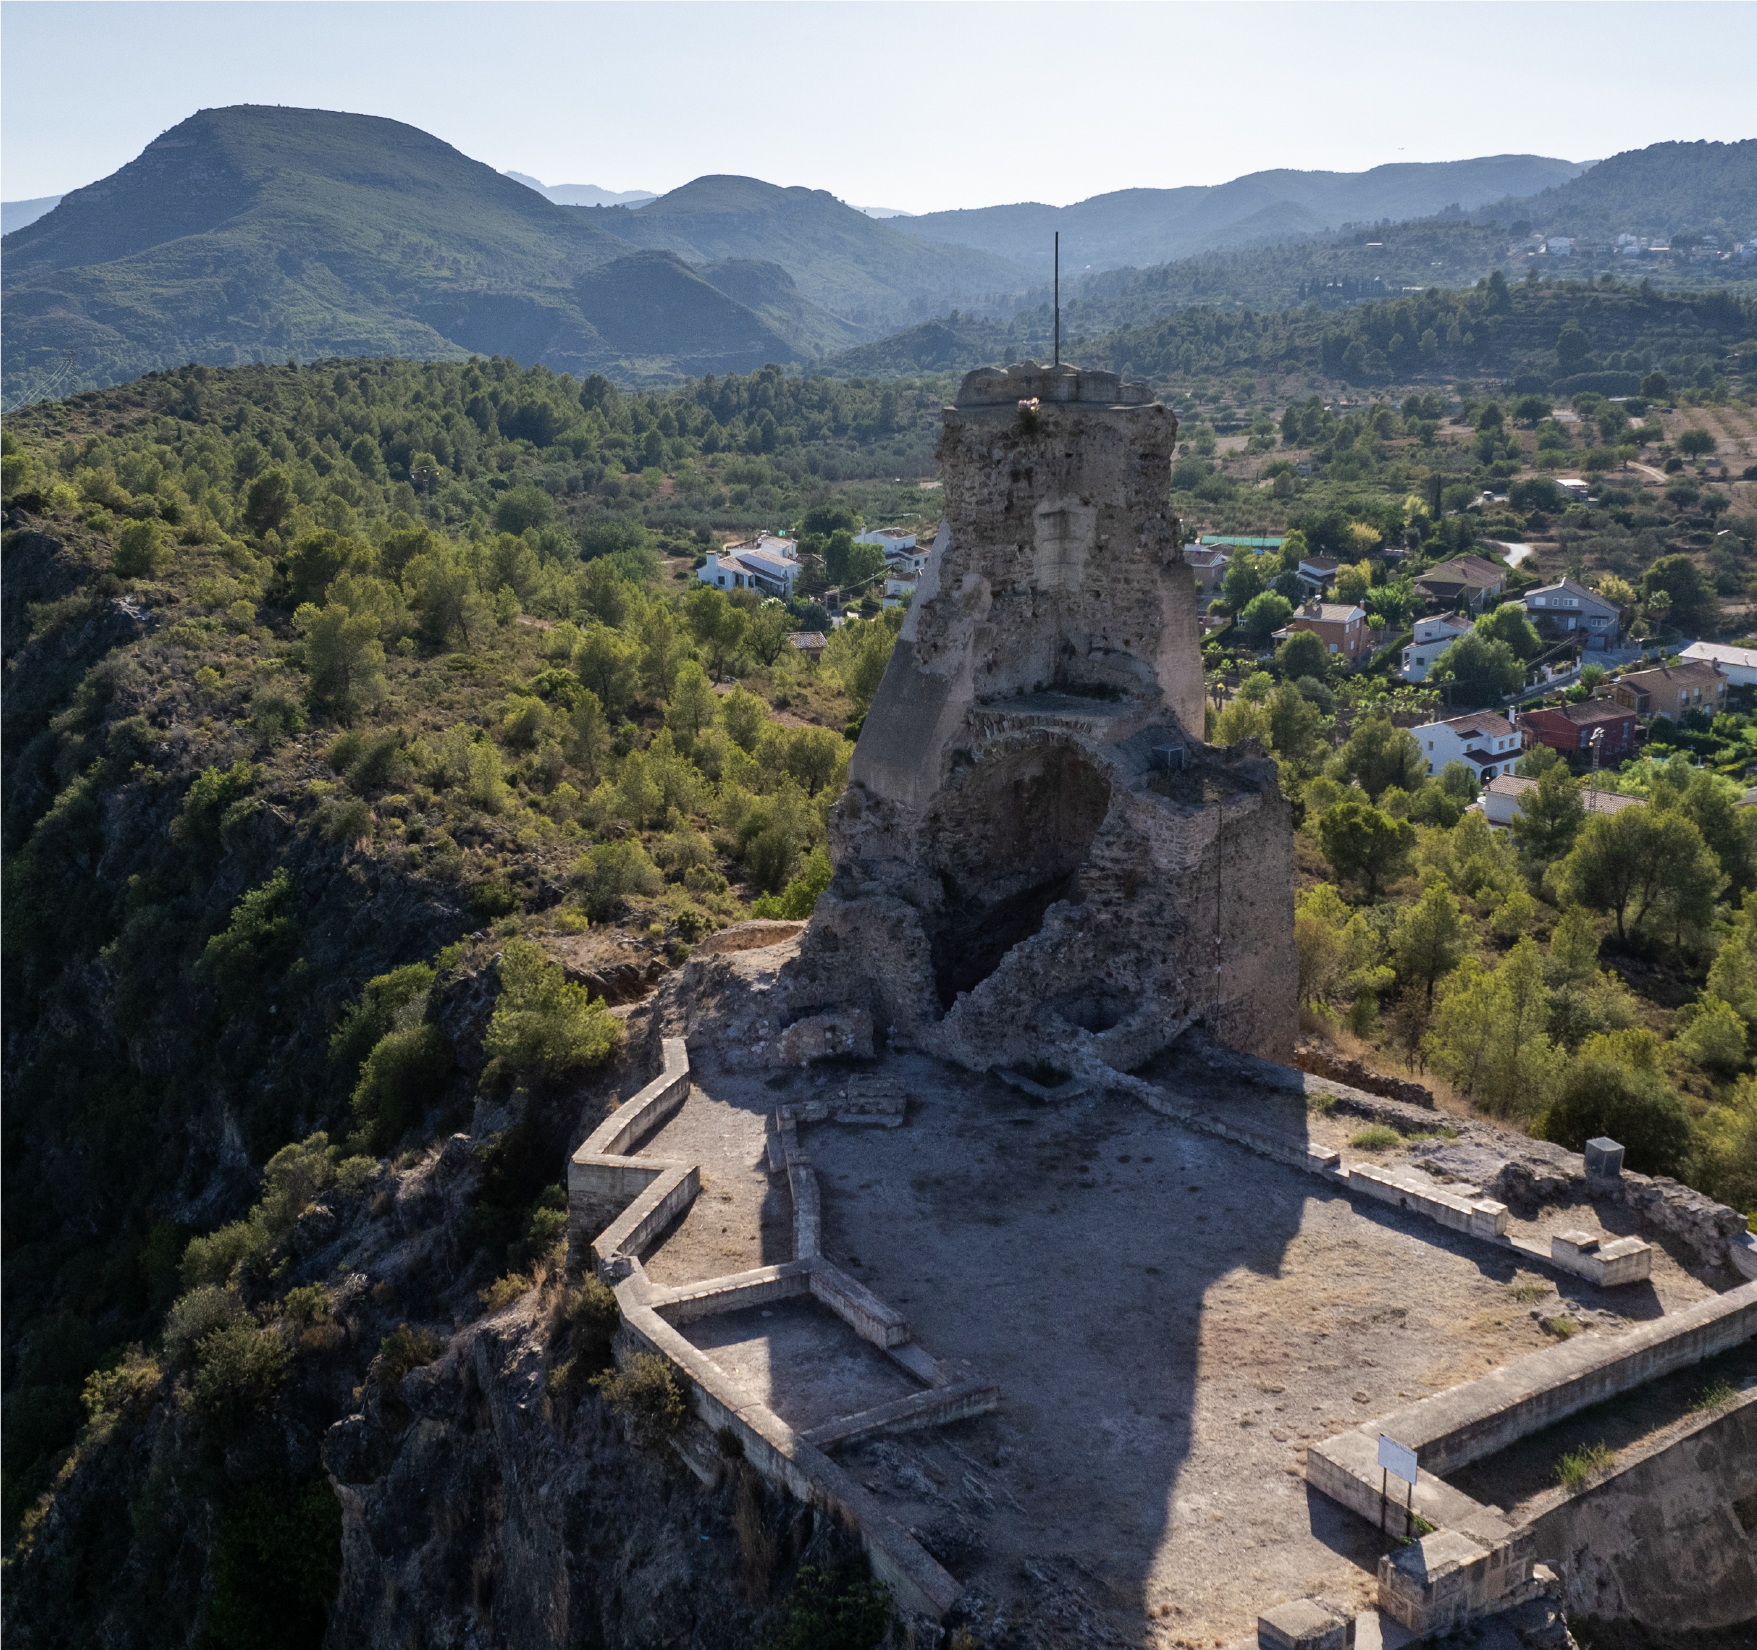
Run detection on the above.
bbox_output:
[4,2,1753,211]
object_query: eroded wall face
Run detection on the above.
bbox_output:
[796,368,1296,1074]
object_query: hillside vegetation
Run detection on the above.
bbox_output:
[1,355,931,1640]
[829,273,1757,397]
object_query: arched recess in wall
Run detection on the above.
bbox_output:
[924,739,1111,1010]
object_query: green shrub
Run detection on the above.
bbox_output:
[764,1565,893,1650]
[483,938,622,1081]
[350,1023,449,1149]
[192,1324,291,1423]
[197,868,301,1005]
[330,962,436,1076]
[1350,1125,1401,1151]
[180,1224,268,1290]
[112,519,168,577]
[478,1273,534,1311]
[467,875,521,920]
[591,1352,685,1449]
[375,1323,443,1385]
[751,847,832,920]
[318,795,372,844]
[571,840,662,920]
[166,1285,249,1355]
[1555,1440,1613,1489]
[79,1346,163,1442]
[1538,1032,1693,1177]
[171,761,260,849]
[562,1273,621,1369]
[282,1285,333,1327]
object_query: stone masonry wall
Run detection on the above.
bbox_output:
[787,360,1297,1077]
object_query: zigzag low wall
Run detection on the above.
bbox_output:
[565,1038,976,1620]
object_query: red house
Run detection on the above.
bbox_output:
[1519,701,1638,761]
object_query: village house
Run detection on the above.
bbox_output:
[1412,710,1523,784]
[698,532,801,598]
[786,631,828,662]
[1182,543,1230,599]
[1515,578,1623,649]
[1611,658,1727,721]
[1678,640,1757,687]
[1277,598,1369,661]
[1401,612,1474,681]
[1519,699,1639,761]
[1414,554,1505,609]
[1294,555,1342,596]
[1479,773,1637,828]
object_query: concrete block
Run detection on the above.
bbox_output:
[1550,1229,1651,1287]
[1584,1137,1625,1179]
[1469,1200,1509,1239]
[1257,1598,1350,1649]
[1378,1530,1494,1633]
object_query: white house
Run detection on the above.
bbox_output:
[1556,478,1591,503]
[698,532,801,598]
[1678,641,1757,687]
[1412,711,1522,784]
[1401,612,1474,681]
[1515,578,1622,649]
[855,527,917,559]
[1480,773,1637,828]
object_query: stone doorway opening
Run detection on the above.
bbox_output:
[926,743,1111,1010]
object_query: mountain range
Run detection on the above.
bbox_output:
[0,107,856,405]
[4,105,1750,408]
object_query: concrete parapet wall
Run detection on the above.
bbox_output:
[1346,1162,1509,1241]
[788,1156,821,1259]
[1379,1279,1757,1476]
[1550,1230,1652,1287]
[800,1379,1001,1449]
[810,1261,911,1348]
[590,1162,698,1272]
[569,1038,692,1251]
[646,1261,814,1326]
[1225,1041,1753,1271]
[1527,1390,1757,1630]
[568,1039,977,1621]
[613,1279,962,1618]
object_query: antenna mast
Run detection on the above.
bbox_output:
[1053,231,1060,366]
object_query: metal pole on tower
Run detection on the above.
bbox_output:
[1054,232,1060,367]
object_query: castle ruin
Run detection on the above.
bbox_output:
[792,360,1298,1075]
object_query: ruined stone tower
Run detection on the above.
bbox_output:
[793,361,1296,1073]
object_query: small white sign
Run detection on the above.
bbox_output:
[1378,1434,1419,1485]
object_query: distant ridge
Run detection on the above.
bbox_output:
[1,195,62,235]
[572,175,1027,323]
[894,154,1588,272]
[503,171,656,207]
